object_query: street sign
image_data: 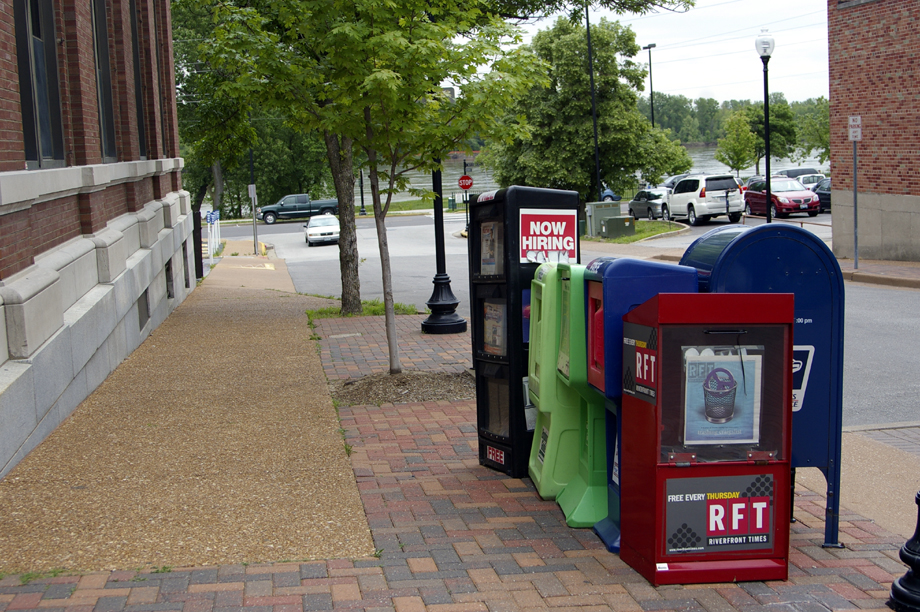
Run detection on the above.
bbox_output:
[459,175,473,190]
[849,116,862,141]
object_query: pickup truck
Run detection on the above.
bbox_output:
[257,194,339,224]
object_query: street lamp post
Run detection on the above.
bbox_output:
[586,3,602,202]
[422,159,467,334]
[643,44,656,128]
[756,30,775,223]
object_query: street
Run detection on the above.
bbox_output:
[218,212,916,428]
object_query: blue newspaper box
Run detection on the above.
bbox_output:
[680,224,845,547]
[583,257,698,552]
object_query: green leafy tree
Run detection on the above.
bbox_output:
[488,0,691,19]
[694,97,721,143]
[482,17,692,200]
[793,97,830,164]
[208,0,546,373]
[640,92,698,142]
[743,96,797,175]
[715,111,756,177]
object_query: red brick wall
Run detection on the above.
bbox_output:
[136,0,162,159]
[0,208,31,275]
[828,0,919,195]
[0,0,25,172]
[154,0,178,159]
[61,0,103,166]
[0,0,183,279]
[31,195,81,256]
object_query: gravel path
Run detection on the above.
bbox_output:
[0,258,374,573]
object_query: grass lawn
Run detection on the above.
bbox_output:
[581,219,683,244]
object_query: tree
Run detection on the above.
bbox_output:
[640,92,698,142]
[715,111,756,177]
[743,97,797,175]
[208,0,546,373]
[694,97,721,143]
[482,17,692,198]
[793,97,830,164]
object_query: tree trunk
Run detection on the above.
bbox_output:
[190,176,210,280]
[364,107,401,374]
[324,131,362,315]
[211,161,224,216]
[373,199,400,374]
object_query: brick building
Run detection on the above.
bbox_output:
[828,0,919,261]
[0,0,192,476]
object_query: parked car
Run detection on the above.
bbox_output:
[304,213,340,246]
[744,178,820,218]
[744,175,764,188]
[814,177,832,213]
[797,173,826,191]
[662,174,689,192]
[665,174,744,226]
[776,167,820,179]
[627,189,669,220]
[258,193,339,224]
[600,186,622,202]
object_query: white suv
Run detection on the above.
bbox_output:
[665,174,744,226]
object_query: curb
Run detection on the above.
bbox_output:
[841,269,920,290]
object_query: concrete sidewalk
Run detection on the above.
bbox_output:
[0,240,917,612]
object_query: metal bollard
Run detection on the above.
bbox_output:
[889,491,920,612]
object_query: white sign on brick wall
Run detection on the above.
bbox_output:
[849,116,862,141]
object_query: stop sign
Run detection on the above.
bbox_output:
[458,175,473,190]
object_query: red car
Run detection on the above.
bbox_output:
[743,177,820,218]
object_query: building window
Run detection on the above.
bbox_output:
[138,288,150,330]
[129,0,147,159]
[165,259,174,299]
[14,0,65,169]
[92,0,117,162]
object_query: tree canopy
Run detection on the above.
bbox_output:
[743,94,797,174]
[715,111,756,177]
[482,17,692,199]
[792,97,830,164]
[207,0,546,372]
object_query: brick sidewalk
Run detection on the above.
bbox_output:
[316,316,471,381]
[0,315,910,611]
[0,398,905,612]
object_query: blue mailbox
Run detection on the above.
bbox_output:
[680,224,845,547]
[583,257,698,552]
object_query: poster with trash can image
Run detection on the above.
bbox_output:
[683,351,762,445]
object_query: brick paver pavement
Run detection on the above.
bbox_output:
[0,314,912,612]
[0,396,906,612]
[317,316,471,381]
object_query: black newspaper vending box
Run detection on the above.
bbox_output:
[468,186,580,477]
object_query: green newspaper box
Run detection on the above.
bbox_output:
[528,262,608,527]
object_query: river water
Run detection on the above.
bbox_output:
[362,146,828,204]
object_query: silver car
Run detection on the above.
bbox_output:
[628,189,669,220]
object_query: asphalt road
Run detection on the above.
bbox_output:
[219,212,916,428]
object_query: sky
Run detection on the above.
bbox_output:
[520,0,830,104]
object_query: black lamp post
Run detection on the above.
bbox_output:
[422,159,467,334]
[585,3,604,202]
[756,30,775,223]
[889,491,920,612]
[643,43,656,128]
[585,3,602,203]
